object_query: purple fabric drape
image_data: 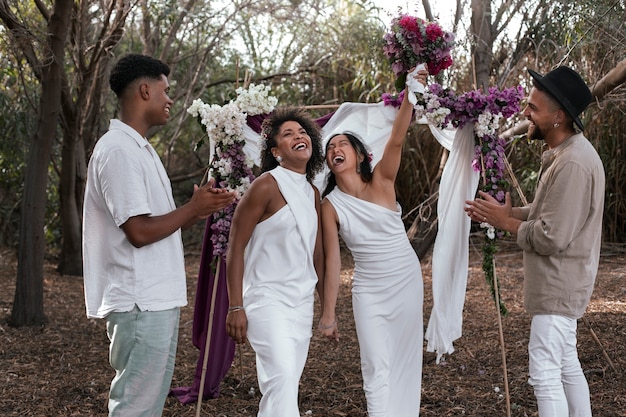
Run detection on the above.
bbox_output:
[169,218,235,404]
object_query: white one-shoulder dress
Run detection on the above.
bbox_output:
[243,166,319,417]
[326,188,424,417]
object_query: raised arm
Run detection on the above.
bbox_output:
[375,68,428,183]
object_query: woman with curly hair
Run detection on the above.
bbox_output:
[225,107,325,417]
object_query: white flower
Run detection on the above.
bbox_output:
[475,111,495,138]
[426,106,450,127]
[187,84,276,196]
[480,222,496,239]
[413,104,426,120]
[187,98,207,118]
[235,83,278,115]
[215,157,233,178]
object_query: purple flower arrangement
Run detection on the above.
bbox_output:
[413,83,525,315]
[208,139,255,258]
[383,14,455,89]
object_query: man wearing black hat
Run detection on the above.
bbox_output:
[465,66,605,416]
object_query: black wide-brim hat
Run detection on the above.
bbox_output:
[528,66,593,131]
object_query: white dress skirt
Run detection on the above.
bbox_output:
[327,188,424,417]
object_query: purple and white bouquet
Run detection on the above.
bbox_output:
[415,83,524,315]
[383,14,455,89]
[188,84,277,257]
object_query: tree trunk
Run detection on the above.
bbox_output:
[10,0,72,327]
[470,0,493,90]
[591,58,626,101]
[55,0,127,276]
[57,134,85,276]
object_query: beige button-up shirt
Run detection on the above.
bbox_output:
[516,133,605,319]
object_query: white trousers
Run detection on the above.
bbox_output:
[528,314,591,417]
[246,303,313,417]
[106,306,180,417]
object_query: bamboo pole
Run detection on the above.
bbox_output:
[582,316,617,373]
[492,259,511,417]
[301,104,341,110]
[479,142,511,416]
[196,259,222,417]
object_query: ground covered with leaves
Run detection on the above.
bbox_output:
[1,238,625,416]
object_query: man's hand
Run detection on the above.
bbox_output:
[465,191,520,235]
[191,178,237,219]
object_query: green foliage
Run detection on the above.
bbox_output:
[1,0,624,255]
[0,88,28,246]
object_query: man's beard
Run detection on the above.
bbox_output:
[527,121,545,141]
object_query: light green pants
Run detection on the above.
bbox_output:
[106,306,180,417]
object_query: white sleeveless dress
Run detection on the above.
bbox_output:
[243,166,319,417]
[326,188,424,417]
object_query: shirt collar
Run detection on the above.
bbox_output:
[109,119,150,149]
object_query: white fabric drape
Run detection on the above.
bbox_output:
[314,101,397,191]
[425,124,480,363]
[240,102,479,363]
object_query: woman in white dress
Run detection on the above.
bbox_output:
[319,69,427,417]
[225,107,325,417]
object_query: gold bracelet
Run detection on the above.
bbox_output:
[228,306,244,313]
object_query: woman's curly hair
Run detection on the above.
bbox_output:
[259,107,325,182]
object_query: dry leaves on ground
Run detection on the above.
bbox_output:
[1,238,624,416]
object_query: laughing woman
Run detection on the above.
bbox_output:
[319,68,428,417]
[225,107,325,417]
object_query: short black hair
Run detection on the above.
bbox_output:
[109,54,170,98]
[259,107,324,182]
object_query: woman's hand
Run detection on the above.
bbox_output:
[416,68,428,87]
[318,316,339,342]
[409,65,429,87]
[226,309,248,344]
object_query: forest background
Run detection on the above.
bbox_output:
[0,0,624,327]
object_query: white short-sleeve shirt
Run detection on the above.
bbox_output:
[82,119,187,319]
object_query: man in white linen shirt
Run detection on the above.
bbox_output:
[83,54,236,416]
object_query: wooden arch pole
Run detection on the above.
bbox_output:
[195,259,222,417]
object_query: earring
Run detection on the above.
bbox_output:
[275,155,283,163]
[553,122,560,128]
[356,164,361,174]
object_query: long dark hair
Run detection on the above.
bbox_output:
[259,107,324,182]
[322,132,373,198]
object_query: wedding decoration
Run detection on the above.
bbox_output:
[187,84,278,258]
[383,14,455,89]
[414,83,524,315]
